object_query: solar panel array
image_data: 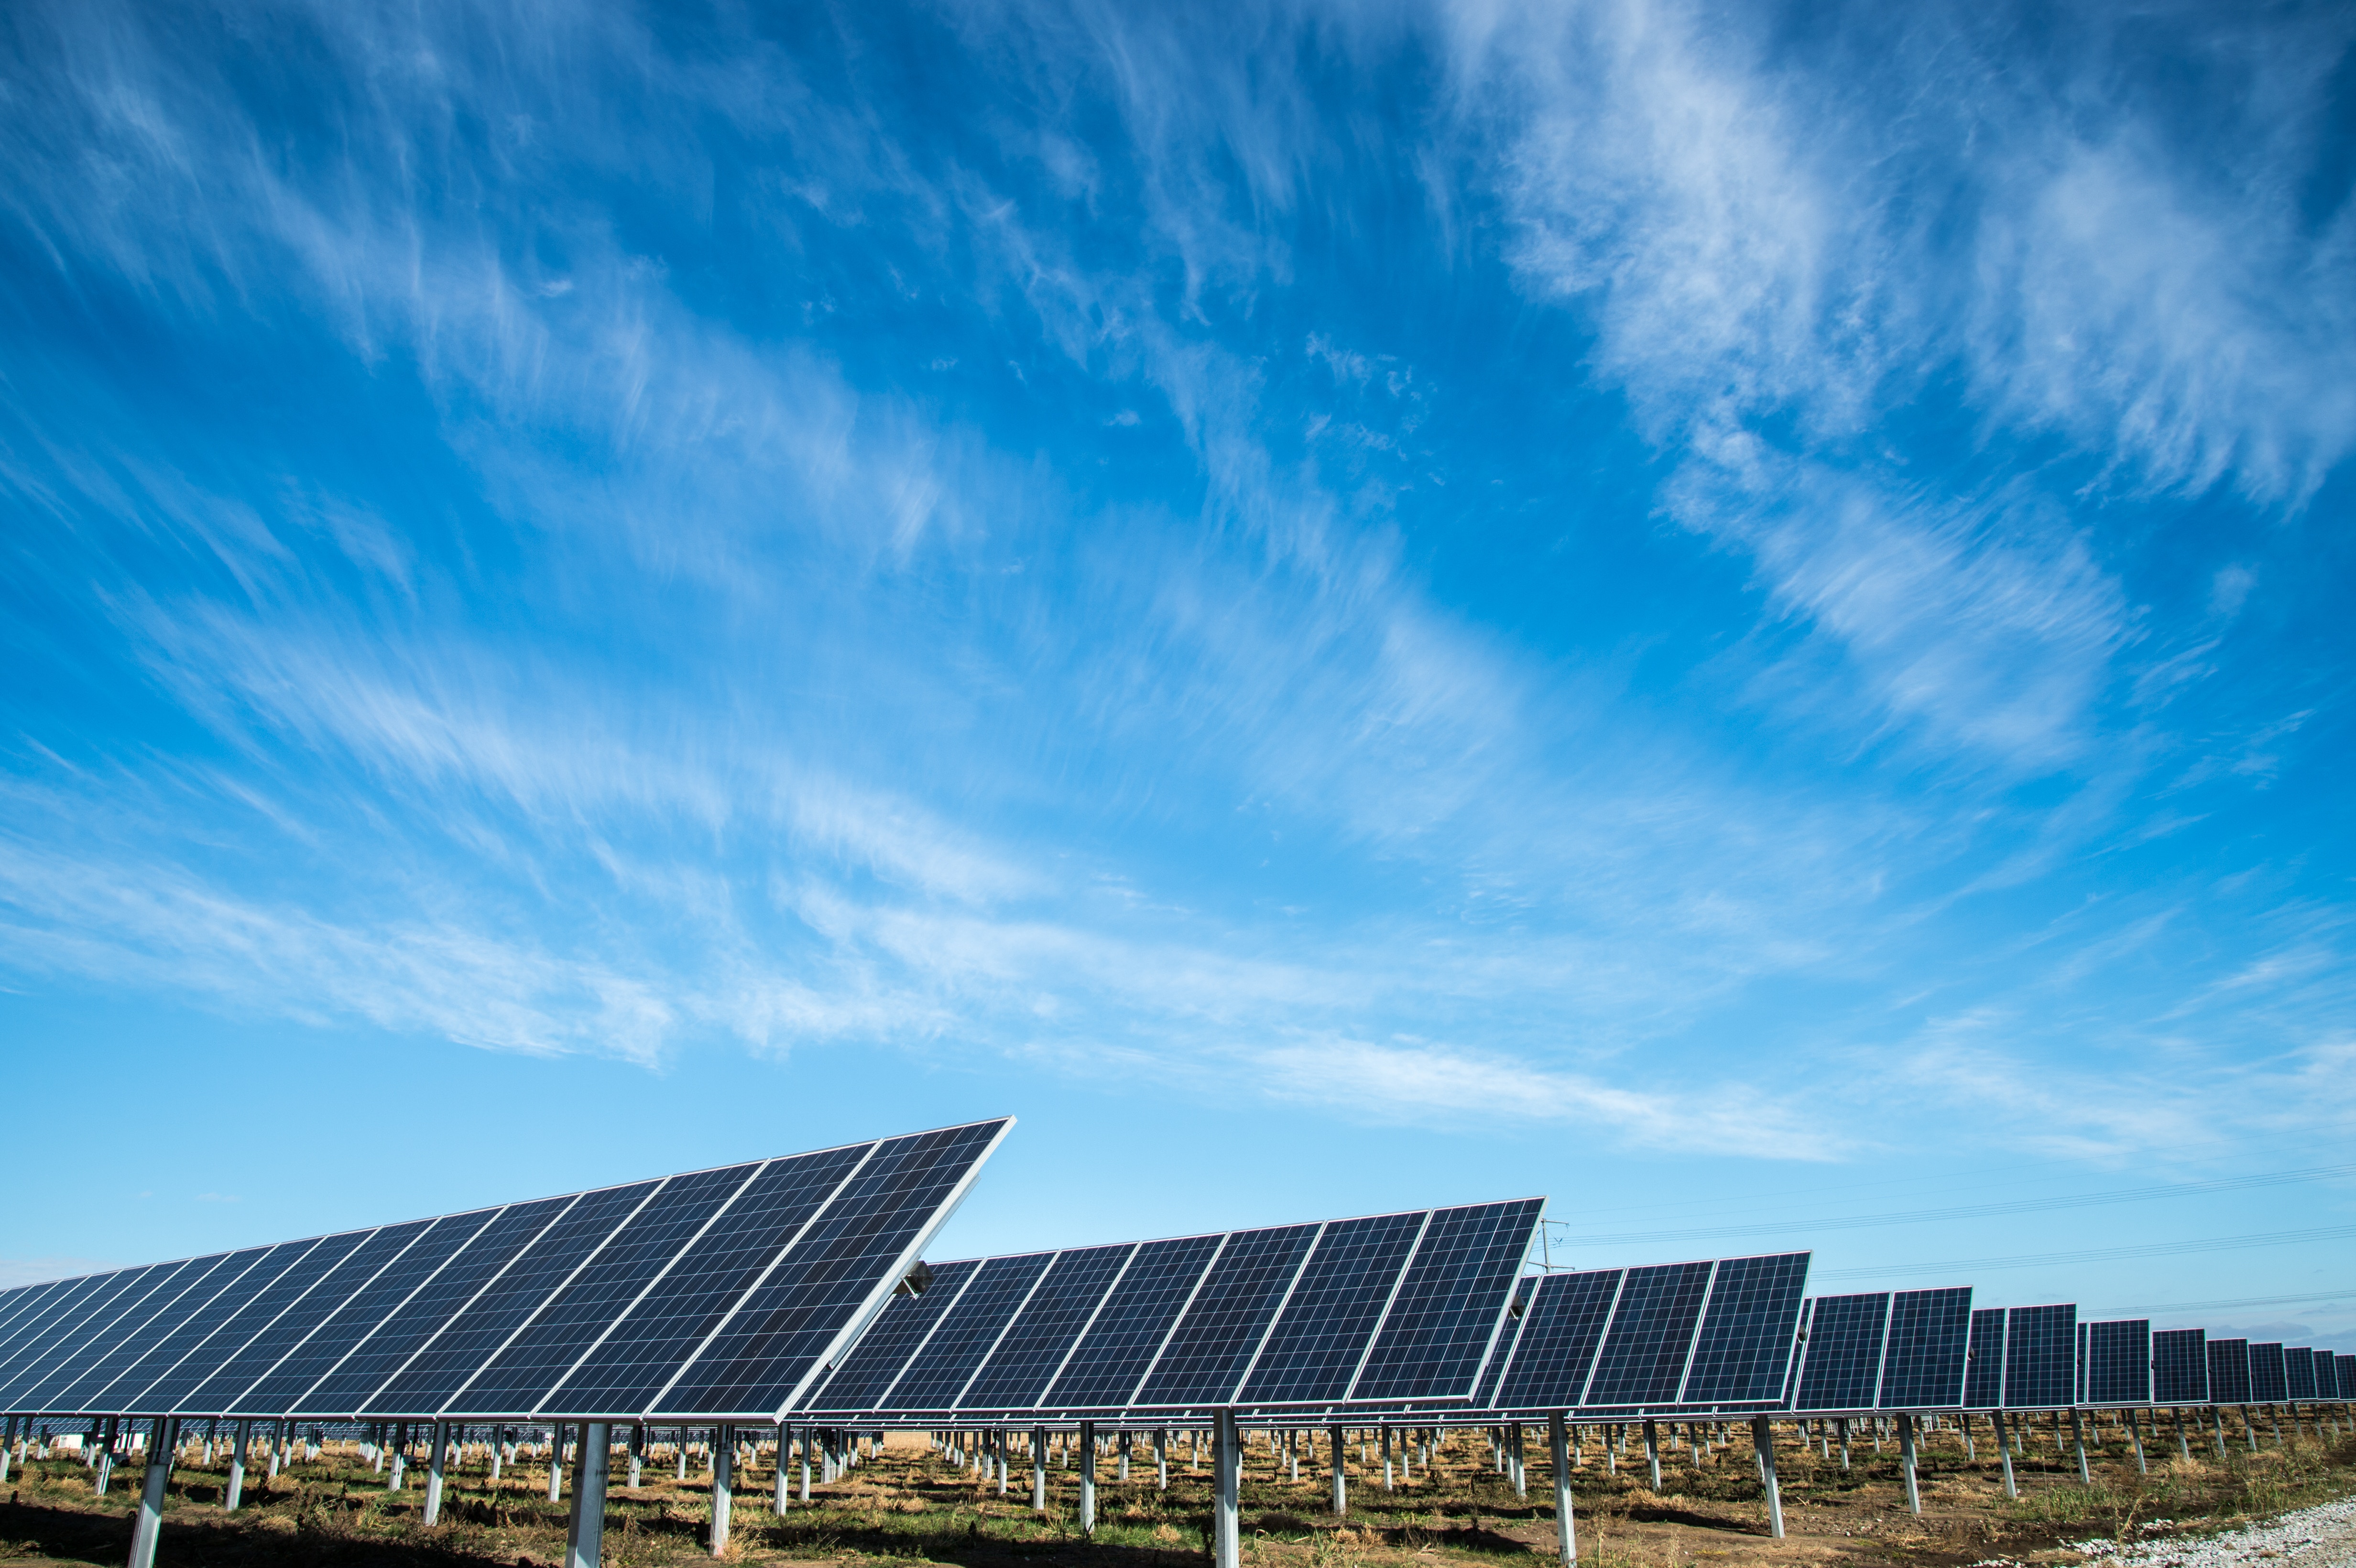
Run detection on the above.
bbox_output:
[1783,1287,1973,1412]
[0,1121,1008,1423]
[1473,1252,1810,1416]
[2082,1319,2150,1405]
[800,1200,1543,1417]
[2152,1328,2207,1404]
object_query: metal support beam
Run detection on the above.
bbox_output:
[1898,1412,1920,1516]
[2127,1408,2146,1474]
[1078,1420,1097,1533]
[1993,1409,2016,1498]
[1033,1426,1049,1513]
[389,1423,407,1492]
[774,1426,791,1514]
[2069,1407,2090,1485]
[1156,1427,1169,1491]
[1330,1424,1346,1516]
[563,1422,610,1568]
[1213,1410,1241,1568]
[1749,1415,1783,1541]
[224,1418,249,1513]
[1643,1418,1660,1492]
[1549,1413,1576,1567]
[709,1425,733,1558]
[423,1419,448,1525]
[126,1416,176,1568]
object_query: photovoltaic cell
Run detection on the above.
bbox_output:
[1471,1277,1534,1410]
[2084,1319,2151,1405]
[887,1254,1055,1409]
[455,1163,755,1415]
[806,1259,982,1411]
[2248,1342,2287,1403]
[1240,1211,1427,1405]
[1878,1287,1972,1409]
[0,1269,153,1409]
[1964,1308,2005,1408]
[1351,1201,1544,1404]
[213,1221,437,1413]
[959,1245,1134,1409]
[47,1253,250,1412]
[1793,1294,1887,1412]
[98,1241,323,1413]
[1133,1224,1320,1407]
[1039,1234,1223,1409]
[1582,1261,1713,1408]
[2334,1355,2354,1399]
[2208,1339,2251,1404]
[652,1122,1008,1417]
[2283,1347,2316,1401]
[2152,1328,2207,1405]
[2004,1305,2075,1408]
[1679,1252,1809,1406]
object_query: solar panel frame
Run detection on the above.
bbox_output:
[1482,1267,1623,1413]
[2003,1304,2075,1408]
[2083,1319,2151,1406]
[1877,1287,1972,1410]
[2207,1338,2251,1404]
[1676,1252,1810,1407]
[1580,1260,1714,1410]
[2283,1346,2316,1401]
[2247,1342,2288,1403]
[2151,1328,2207,1405]
[1963,1307,2005,1407]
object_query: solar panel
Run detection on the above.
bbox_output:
[2207,1337,2251,1403]
[1471,1277,1535,1409]
[1678,1252,1810,1407]
[1964,1307,2005,1407]
[2335,1355,2355,1400]
[2003,1304,2074,1408]
[1040,1235,1224,1408]
[2083,1319,2150,1405]
[1242,1212,1430,1405]
[958,1244,1134,1409]
[805,1258,982,1411]
[1490,1268,1620,1411]
[0,1119,1010,1423]
[2283,1346,2316,1401]
[1581,1261,1713,1408]
[1349,1200,1545,1404]
[1792,1293,1886,1411]
[2152,1328,2207,1404]
[1878,1287,1972,1409]
[1134,1224,1324,1406]
[2307,1350,2335,1399]
[2247,1342,2288,1403]
[884,1252,1055,1409]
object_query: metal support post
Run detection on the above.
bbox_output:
[629,1425,642,1490]
[1993,1410,2016,1499]
[1033,1426,1049,1512]
[126,1416,176,1568]
[801,1430,811,1501]
[1838,1416,1850,1471]
[1643,1419,1660,1491]
[774,1425,791,1514]
[389,1422,407,1492]
[549,1427,565,1502]
[1549,1413,1576,1566]
[563,1422,610,1568]
[1078,1420,1097,1532]
[2127,1408,2146,1473]
[1898,1412,1920,1515]
[1331,1424,1346,1516]
[2069,1407,2090,1484]
[224,1418,249,1512]
[1750,1415,1783,1541]
[1213,1410,1241,1568]
[1156,1427,1169,1490]
[709,1425,733,1557]
[422,1419,448,1524]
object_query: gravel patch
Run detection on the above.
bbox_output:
[2059,1496,2356,1568]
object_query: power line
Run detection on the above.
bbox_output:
[2082,1287,2356,1317]
[1814,1221,2356,1280]
[1545,1162,2356,1248]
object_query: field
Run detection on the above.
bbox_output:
[2,1413,2353,1568]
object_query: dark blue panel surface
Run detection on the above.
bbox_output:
[1794,1294,1886,1411]
[653,1121,1006,1416]
[1964,1308,2005,1407]
[1681,1252,1810,1405]
[145,1229,371,1413]
[2152,1328,2207,1405]
[209,1222,431,1412]
[2248,1342,2287,1403]
[1505,1267,1624,1411]
[1133,1224,1320,1407]
[97,1241,320,1412]
[0,1271,144,1407]
[2003,1304,2075,1408]
[547,1145,870,1413]
[1878,1287,1971,1409]
[960,1245,1132,1409]
[2208,1338,2250,1404]
[2084,1319,2150,1405]
[2334,1355,2354,1400]
[1582,1260,1713,1408]
[1353,1200,1544,1404]
[46,1253,251,1412]
[262,1209,502,1414]
[1241,1211,1427,1405]
[888,1253,1055,1408]
[0,1263,197,1411]
[458,1164,755,1414]
[1041,1234,1223,1409]
[805,1258,982,1411]
[1472,1277,1534,1409]
[2283,1346,2316,1401]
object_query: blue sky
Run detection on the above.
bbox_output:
[3,0,2354,1346]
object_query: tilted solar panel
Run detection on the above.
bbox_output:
[1581,1261,1713,1409]
[806,1258,981,1411]
[1350,1201,1542,1404]
[1134,1223,1321,1406]
[2284,1347,2316,1401]
[2304,1350,2333,1399]
[2003,1304,2075,1409]
[1678,1252,1810,1407]
[1040,1235,1223,1408]
[959,1244,1134,1409]
[1241,1211,1428,1405]
[1965,1308,2006,1407]
[0,1119,1010,1424]
[1489,1268,1620,1411]
[2083,1319,2151,1405]
[2208,1338,2251,1404]
[1793,1293,1886,1412]
[2334,1355,2355,1400]
[2247,1342,2288,1404]
[2152,1328,2207,1405]
[1877,1287,1971,1409]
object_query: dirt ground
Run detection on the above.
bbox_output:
[2,1414,2352,1568]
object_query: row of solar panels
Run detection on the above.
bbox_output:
[0,1122,1008,1424]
